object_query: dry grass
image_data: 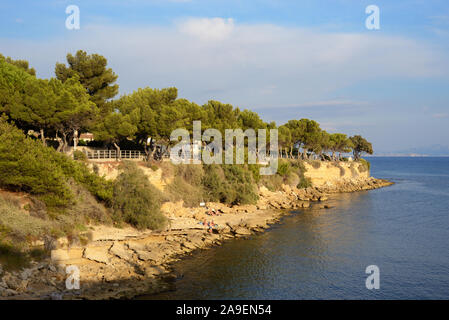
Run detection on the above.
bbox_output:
[0,195,55,242]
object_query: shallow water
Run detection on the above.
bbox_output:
[146,157,449,299]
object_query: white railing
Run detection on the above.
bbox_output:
[84,149,143,160]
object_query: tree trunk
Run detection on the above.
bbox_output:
[113,142,121,160]
[73,129,78,152]
[143,137,151,161]
[56,131,63,152]
[61,132,68,153]
[40,128,46,146]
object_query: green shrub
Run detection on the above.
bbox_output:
[202,164,258,205]
[261,174,284,191]
[0,120,73,207]
[310,160,321,169]
[165,164,206,206]
[248,164,261,183]
[297,177,312,189]
[73,150,87,161]
[359,158,371,171]
[145,161,160,172]
[285,172,299,186]
[111,162,167,230]
[277,160,291,177]
[0,195,53,241]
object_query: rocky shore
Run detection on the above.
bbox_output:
[0,176,393,300]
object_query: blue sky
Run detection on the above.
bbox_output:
[1,0,449,153]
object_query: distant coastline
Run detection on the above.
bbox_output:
[367,154,449,157]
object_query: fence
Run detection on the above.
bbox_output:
[83,149,143,160]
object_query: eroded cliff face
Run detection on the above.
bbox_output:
[89,160,370,190]
[86,161,169,190]
[303,161,370,187]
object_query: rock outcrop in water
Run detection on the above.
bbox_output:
[0,174,392,299]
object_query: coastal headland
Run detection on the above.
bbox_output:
[0,160,392,299]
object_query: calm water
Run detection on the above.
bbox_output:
[146,157,449,299]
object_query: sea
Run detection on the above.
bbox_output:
[144,157,449,299]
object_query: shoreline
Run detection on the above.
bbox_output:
[0,177,393,300]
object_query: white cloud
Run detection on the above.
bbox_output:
[1,19,448,112]
[432,113,449,119]
[257,99,370,109]
[178,17,234,41]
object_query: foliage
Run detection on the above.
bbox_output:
[359,158,371,171]
[277,160,292,177]
[202,164,258,205]
[111,162,166,230]
[55,50,118,114]
[165,164,205,207]
[0,118,112,208]
[0,54,36,76]
[350,135,373,160]
[73,150,87,161]
[297,177,312,189]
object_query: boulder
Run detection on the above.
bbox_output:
[20,269,33,281]
[2,273,26,291]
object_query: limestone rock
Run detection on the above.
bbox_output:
[110,242,134,262]
[182,241,197,250]
[51,249,70,262]
[234,227,252,236]
[83,246,112,264]
[135,250,163,262]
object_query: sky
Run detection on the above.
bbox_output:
[1,0,449,154]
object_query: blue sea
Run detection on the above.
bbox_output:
[146,157,449,299]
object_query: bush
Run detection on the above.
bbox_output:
[248,164,261,183]
[297,177,312,189]
[165,164,205,207]
[0,120,73,207]
[261,174,284,191]
[0,119,113,209]
[111,162,167,230]
[277,160,291,177]
[73,150,87,161]
[202,164,258,205]
[0,195,53,241]
[222,164,259,205]
[285,172,299,186]
[359,158,371,171]
[310,160,321,169]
